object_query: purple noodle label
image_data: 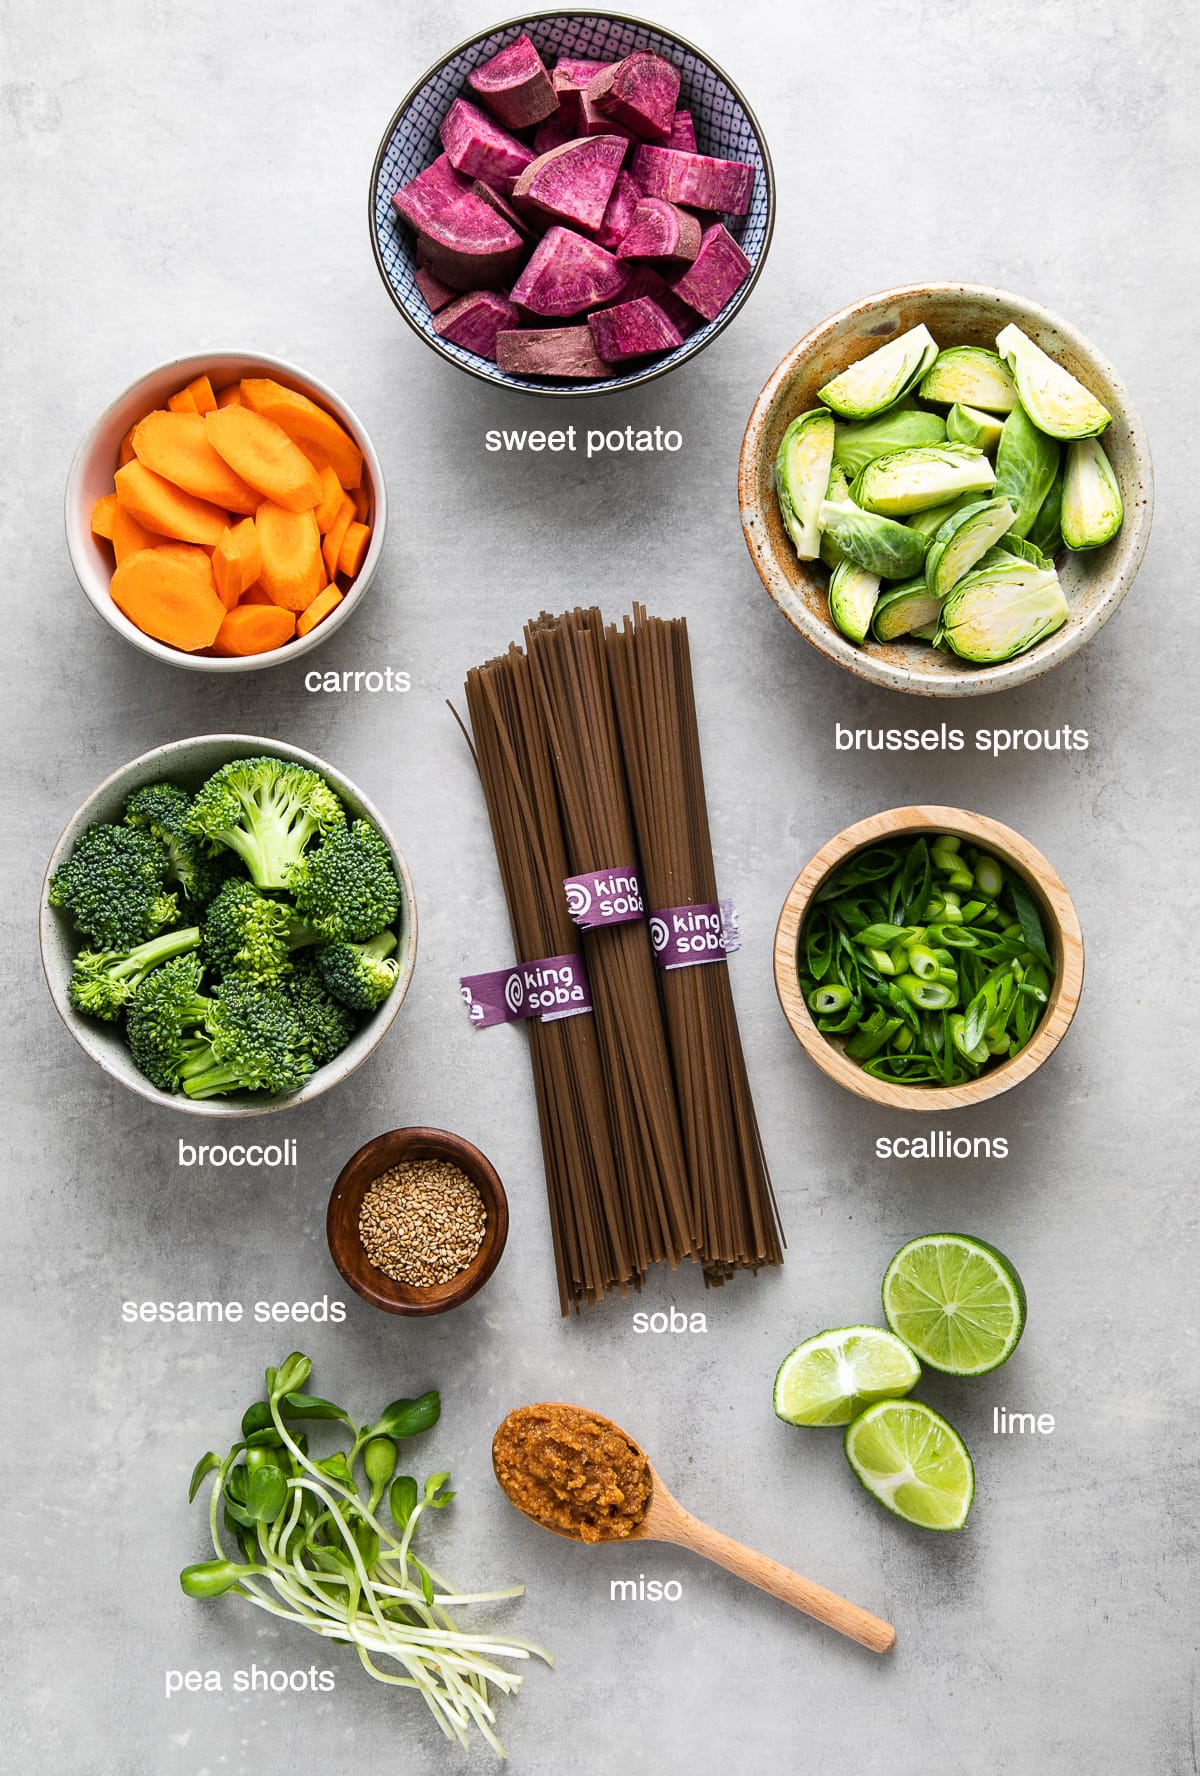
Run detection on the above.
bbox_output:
[460,953,593,1028]
[563,865,645,930]
[649,901,741,969]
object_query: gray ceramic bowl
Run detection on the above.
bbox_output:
[40,736,417,1118]
[65,352,387,673]
[739,283,1154,697]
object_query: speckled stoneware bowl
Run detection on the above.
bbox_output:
[65,352,387,674]
[739,283,1154,698]
[40,736,417,1118]
[370,10,775,395]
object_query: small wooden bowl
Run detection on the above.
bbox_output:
[773,806,1084,1112]
[327,1127,508,1315]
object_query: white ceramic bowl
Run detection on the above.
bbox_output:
[40,735,417,1117]
[65,352,387,673]
[739,283,1154,697]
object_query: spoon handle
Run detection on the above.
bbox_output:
[668,1512,896,1652]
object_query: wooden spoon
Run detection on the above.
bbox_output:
[493,1405,895,1654]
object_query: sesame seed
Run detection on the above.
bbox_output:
[358,1159,487,1287]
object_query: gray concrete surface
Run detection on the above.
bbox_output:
[2,1,1198,1771]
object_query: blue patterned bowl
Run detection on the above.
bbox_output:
[369,10,775,395]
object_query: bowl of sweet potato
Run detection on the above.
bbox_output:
[65,352,387,672]
[370,12,775,394]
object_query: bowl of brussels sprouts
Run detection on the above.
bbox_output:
[739,283,1153,696]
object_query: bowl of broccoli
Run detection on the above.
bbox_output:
[40,737,417,1116]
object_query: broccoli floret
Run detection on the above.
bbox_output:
[124,782,233,904]
[49,823,179,949]
[288,819,401,941]
[282,958,358,1064]
[187,757,346,891]
[178,976,314,1100]
[69,925,201,1021]
[202,879,320,984]
[127,953,212,1090]
[316,930,400,1012]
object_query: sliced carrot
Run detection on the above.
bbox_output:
[149,542,217,582]
[111,504,159,563]
[351,483,370,522]
[91,493,119,540]
[322,497,355,581]
[114,460,228,545]
[239,583,273,605]
[215,383,243,408]
[167,386,200,415]
[204,407,323,513]
[185,374,218,415]
[212,518,262,609]
[256,503,323,611]
[338,522,370,578]
[296,586,344,637]
[132,411,259,514]
[110,549,227,651]
[118,427,137,467]
[212,602,296,656]
[314,466,345,533]
[239,378,363,490]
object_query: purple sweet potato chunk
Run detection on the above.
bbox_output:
[468,32,557,131]
[510,226,630,316]
[630,144,756,214]
[669,222,751,319]
[588,51,681,143]
[618,263,701,336]
[553,56,613,94]
[579,86,637,140]
[416,190,526,291]
[440,97,534,186]
[588,295,684,362]
[615,197,701,265]
[434,290,520,361]
[666,109,697,151]
[472,178,535,239]
[392,152,470,232]
[497,325,612,379]
[511,135,627,232]
[414,266,457,313]
[533,107,579,154]
[593,169,643,250]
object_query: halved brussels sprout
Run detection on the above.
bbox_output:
[993,402,1060,537]
[828,560,881,643]
[820,463,852,568]
[871,579,942,642]
[918,347,1018,413]
[852,445,995,516]
[775,409,835,560]
[925,496,1017,599]
[818,498,930,579]
[1061,438,1124,550]
[832,407,947,478]
[937,558,1069,664]
[946,402,1004,453]
[995,324,1112,440]
[910,620,940,640]
[817,325,938,420]
[985,535,1053,570]
[905,493,980,538]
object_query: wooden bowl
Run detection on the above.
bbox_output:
[773,806,1084,1111]
[327,1127,508,1315]
[739,282,1154,697]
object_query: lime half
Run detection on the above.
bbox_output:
[845,1399,975,1531]
[882,1233,1026,1377]
[774,1326,920,1427]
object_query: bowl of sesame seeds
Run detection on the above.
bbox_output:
[326,1125,509,1315]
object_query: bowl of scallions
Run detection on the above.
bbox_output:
[739,282,1153,695]
[774,806,1084,1110]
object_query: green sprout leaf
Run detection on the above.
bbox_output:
[373,1391,440,1441]
[188,1452,221,1504]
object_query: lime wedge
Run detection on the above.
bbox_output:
[845,1399,975,1530]
[882,1233,1026,1377]
[773,1326,920,1427]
